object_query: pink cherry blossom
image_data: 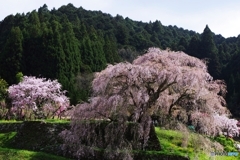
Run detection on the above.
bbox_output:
[8,76,69,119]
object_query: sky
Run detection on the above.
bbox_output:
[1,0,240,38]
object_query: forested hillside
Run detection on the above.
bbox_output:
[0,3,240,116]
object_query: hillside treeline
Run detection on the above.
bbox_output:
[0,3,240,116]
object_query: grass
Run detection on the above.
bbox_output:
[0,132,72,160]
[155,127,195,158]
[38,119,70,123]
[0,119,70,124]
[0,120,22,123]
[0,147,71,160]
[0,120,72,160]
[155,127,240,160]
[0,132,17,147]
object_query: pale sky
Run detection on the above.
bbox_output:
[1,0,240,38]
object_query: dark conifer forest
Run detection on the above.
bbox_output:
[0,3,240,117]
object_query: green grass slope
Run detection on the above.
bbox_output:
[155,127,240,160]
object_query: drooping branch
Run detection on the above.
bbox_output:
[96,111,116,122]
[168,89,191,116]
[129,91,138,107]
[147,77,176,108]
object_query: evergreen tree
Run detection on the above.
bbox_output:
[199,25,221,79]
[0,27,23,84]
[61,16,81,75]
[152,20,164,34]
[218,44,230,66]
[51,19,67,82]
[38,4,51,23]
[38,4,49,15]
[150,31,161,48]
[60,16,82,104]
[178,37,188,52]
[72,15,82,40]
[88,26,107,71]
[81,36,94,72]
[115,24,129,45]
[28,11,41,37]
[186,35,200,58]
[0,15,15,49]
[104,34,120,64]
[144,22,153,34]
[23,11,43,76]
[39,22,57,79]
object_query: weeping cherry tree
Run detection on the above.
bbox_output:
[61,48,239,159]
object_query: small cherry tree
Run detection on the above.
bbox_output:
[8,76,69,120]
[61,48,238,159]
